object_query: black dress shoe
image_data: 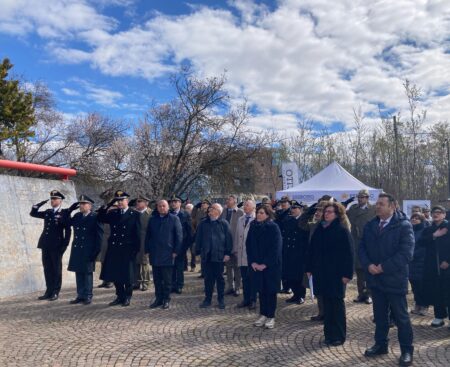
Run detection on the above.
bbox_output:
[310,315,324,321]
[149,299,163,309]
[83,298,92,305]
[104,282,113,288]
[225,289,235,296]
[173,289,182,294]
[38,294,51,300]
[199,300,211,308]
[122,298,131,307]
[162,300,170,309]
[296,298,305,305]
[364,344,389,357]
[285,296,299,303]
[109,298,122,306]
[141,285,148,291]
[98,282,108,288]
[248,301,257,310]
[353,295,366,303]
[48,294,59,301]
[69,298,83,304]
[279,289,292,294]
[218,300,225,309]
[329,340,345,347]
[132,285,140,290]
[237,301,250,308]
[365,297,373,304]
[399,352,413,366]
[233,289,241,297]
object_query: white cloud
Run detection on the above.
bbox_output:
[1,0,449,130]
[61,87,80,96]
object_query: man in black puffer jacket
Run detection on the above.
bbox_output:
[359,193,415,367]
[196,203,233,310]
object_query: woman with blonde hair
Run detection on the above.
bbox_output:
[306,202,353,346]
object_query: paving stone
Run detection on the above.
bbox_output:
[0,272,449,366]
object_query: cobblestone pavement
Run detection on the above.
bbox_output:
[0,271,449,367]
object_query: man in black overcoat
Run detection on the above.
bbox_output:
[97,190,140,307]
[66,195,103,305]
[145,200,183,309]
[30,190,72,301]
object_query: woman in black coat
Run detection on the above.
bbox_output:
[419,206,450,327]
[306,202,353,346]
[246,204,282,329]
[409,212,428,315]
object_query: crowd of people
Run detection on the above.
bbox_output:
[29,188,450,366]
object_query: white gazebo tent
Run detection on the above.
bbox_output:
[276,162,382,204]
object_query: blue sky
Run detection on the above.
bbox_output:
[1,0,449,132]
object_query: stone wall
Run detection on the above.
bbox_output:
[0,175,77,298]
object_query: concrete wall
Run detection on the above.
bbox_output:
[0,175,77,298]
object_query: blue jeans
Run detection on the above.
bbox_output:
[371,288,414,353]
[75,272,93,300]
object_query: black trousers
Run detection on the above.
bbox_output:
[434,301,450,320]
[355,268,370,298]
[323,296,346,342]
[409,279,428,307]
[240,266,256,304]
[287,279,306,300]
[41,248,63,295]
[75,272,93,299]
[372,288,414,353]
[114,282,133,301]
[189,245,196,269]
[153,265,173,301]
[172,254,185,290]
[259,292,277,318]
[203,261,225,301]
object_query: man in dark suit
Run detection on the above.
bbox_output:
[30,190,71,301]
[66,195,103,305]
[359,193,415,367]
[145,200,183,309]
[97,190,140,307]
[169,195,193,294]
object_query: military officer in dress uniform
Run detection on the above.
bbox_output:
[97,190,140,307]
[66,195,103,305]
[133,196,152,291]
[30,190,72,301]
[282,200,309,304]
[169,195,193,294]
[275,195,292,294]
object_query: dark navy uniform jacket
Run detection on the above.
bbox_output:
[97,207,141,283]
[67,212,103,273]
[30,206,71,252]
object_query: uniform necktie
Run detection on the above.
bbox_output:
[379,220,387,232]
[245,216,251,227]
[121,209,124,215]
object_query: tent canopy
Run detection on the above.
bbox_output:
[276,162,382,204]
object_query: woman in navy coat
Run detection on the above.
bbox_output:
[306,202,353,346]
[246,204,282,329]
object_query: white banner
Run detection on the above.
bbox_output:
[281,162,299,190]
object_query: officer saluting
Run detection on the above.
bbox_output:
[30,190,71,301]
[97,190,140,307]
[66,195,104,305]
